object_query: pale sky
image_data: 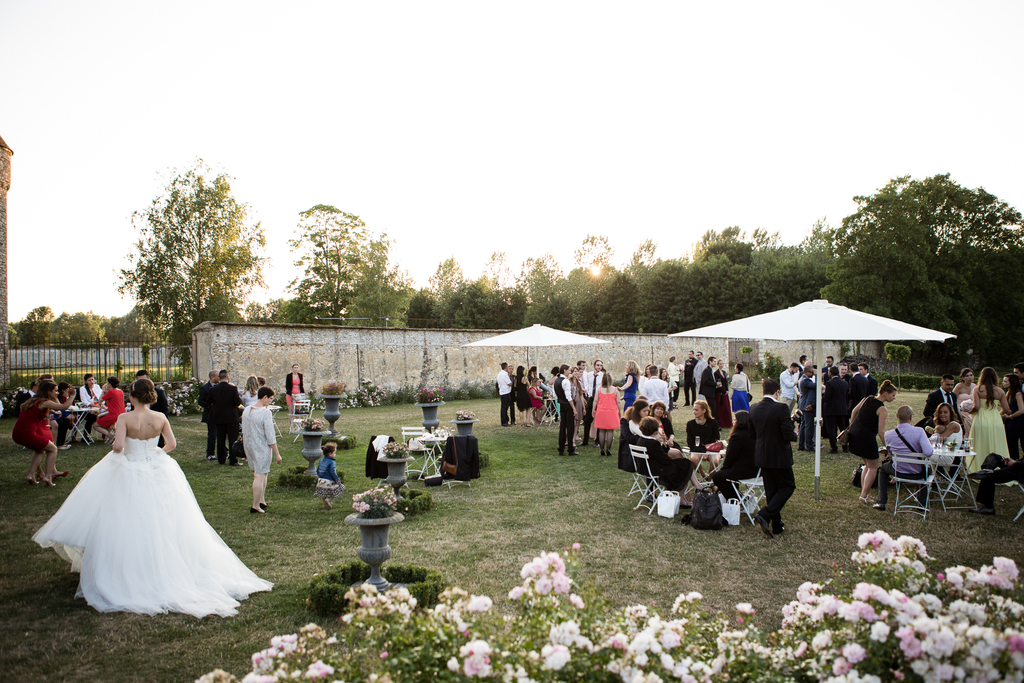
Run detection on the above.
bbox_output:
[3,1,1022,322]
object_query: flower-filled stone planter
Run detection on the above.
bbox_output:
[379,441,414,499]
[345,487,402,590]
[298,417,331,475]
[317,380,348,435]
[414,386,446,433]
[449,409,479,436]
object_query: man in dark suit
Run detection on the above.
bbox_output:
[210,369,243,466]
[823,366,850,453]
[859,363,878,397]
[797,364,817,452]
[136,370,169,448]
[698,356,719,419]
[848,364,870,409]
[554,364,578,456]
[196,370,219,460]
[920,374,961,426]
[749,377,798,538]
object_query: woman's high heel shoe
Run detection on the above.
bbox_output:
[859,496,870,504]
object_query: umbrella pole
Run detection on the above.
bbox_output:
[814,339,823,501]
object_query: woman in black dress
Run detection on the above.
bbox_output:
[712,410,757,501]
[848,379,897,504]
[1002,374,1024,459]
[515,366,532,427]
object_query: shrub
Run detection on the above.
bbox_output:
[753,350,786,382]
[276,465,329,489]
[394,489,433,516]
[324,434,358,450]
[305,561,444,616]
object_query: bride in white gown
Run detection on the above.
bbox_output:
[32,378,272,618]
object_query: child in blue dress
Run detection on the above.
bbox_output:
[314,443,346,509]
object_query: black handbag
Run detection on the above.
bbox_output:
[231,438,246,462]
[851,464,880,489]
[689,490,724,530]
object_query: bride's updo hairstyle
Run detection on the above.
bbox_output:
[130,377,158,405]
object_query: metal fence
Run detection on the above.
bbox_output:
[6,337,191,387]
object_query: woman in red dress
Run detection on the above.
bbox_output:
[94,377,125,444]
[13,379,75,486]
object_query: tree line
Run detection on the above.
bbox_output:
[35,162,1024,366]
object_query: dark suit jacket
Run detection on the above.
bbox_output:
[922,388,961,423]
[749,397,797,469]
[823,377,849,416]
[841,374,855,411]
[849,374,869,409]
[699,366,717,400]
[197,381,216,423]
[210,381,242,424]
[798,375,817,412]
[285,372,304,395]
[864,374,879,397]
[152,387,169,416]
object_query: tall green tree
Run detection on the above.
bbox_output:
[347,235,413,326]
[118,161,266,344]
[17,306,54,345]
[287,205,367,323]
[50,311,106,343]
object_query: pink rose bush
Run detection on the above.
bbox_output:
[200,534,1023,682]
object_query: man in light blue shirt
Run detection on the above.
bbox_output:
[872,405,933,511]
[779,363,799,413]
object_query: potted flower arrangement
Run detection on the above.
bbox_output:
[317,381,348,435]
[344,486,405,591]
[379,442,414,499]
[298,417,331,475]
[449,409,479,436]
[413,386,446,432]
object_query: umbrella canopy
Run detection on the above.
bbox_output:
[463,324,610,348]
[669,300,955,501]
[669,300,954,342]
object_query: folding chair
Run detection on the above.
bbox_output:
[290,394,313,442]
[539,397,559,426]
[402,426,429,478]
[726,469,765,526]
[892,453,934,519]
[997,480,1024,522]
[629,445,665,516]
[626,444,648,499]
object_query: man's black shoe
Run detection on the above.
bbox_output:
[772,525,785,535]
[968,469,994,481]
[754,514,774,539]
[557,451,566,456]
[969,507,995,515]
[568,450,579,456]
[829,449,839,454]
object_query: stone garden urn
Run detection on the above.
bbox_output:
[317,394,345,435]
[449,419,479,436]
[381,455,415,499]
[299,431,333,475]
[344,512,405,591]
[414,401,445,433]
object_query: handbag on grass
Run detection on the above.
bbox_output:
[657,490,680,518]
[720,495,741,527]
[443,437,458,477]
[690,490,724,530]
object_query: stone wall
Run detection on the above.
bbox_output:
[192,321,883,392]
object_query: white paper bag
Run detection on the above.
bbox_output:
[720,494,741,527]
[657,490,680,518]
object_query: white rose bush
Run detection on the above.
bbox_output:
[199,533,1023,682]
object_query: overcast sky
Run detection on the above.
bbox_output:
[3,1,1022,321]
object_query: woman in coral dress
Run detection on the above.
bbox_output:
[593,373,622,456]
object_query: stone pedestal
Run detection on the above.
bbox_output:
[344,512,405,591]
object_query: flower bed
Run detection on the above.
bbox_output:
[202,531,1023,683]
[395,489,433,516]
[305,561,445,617]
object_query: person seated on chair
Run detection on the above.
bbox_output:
[624,398,650,438]
[969,455,1024,515]
[712,410,757,501]
[872,405,933,512]
[686,399,721,471]
[650,400,676,447]
[637,416,700,494]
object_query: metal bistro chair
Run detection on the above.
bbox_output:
[402,426,429,478]
[625,443,648,500]
[629,445,665,516]
[290,394,313,442]
[997,479,1024,522]
[892,453,935,519]
[726,468,766,526]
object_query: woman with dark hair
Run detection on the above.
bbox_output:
[730,363,751,413]
[514,365,532,427]
[967,367,1011,472]
[848,379,898,504]
[954,368,976,435]
[712,410,757,501]
[94,377,124,444]
[1002,374,1024,460]
[570,366,586,446]
[621,360,639,410]
[32,377,273,617]
[929,403,962,450]
[624,398,650,438]
[243,386,282,513]
[13,379,75,486]
[636,417,699,493]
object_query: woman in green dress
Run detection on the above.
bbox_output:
[967,366,1011,473]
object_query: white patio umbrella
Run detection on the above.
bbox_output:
[669,299,955,500]
[462,324,609,371]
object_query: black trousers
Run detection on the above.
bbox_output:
[56,417,72,446]
[1006,418,1023,460]
[976,461,1024,509]
[671,385,680,407]
[82,412,97,435]
[205,420,217,456]
[216,421,240,465]
[581,396,594,445]
[558,401,576,454]
[825,414,849,451]
[683,377,696,405]
[758,466,796,531]
[500,393,515,425]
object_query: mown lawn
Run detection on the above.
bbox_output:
[1,391,1021,682]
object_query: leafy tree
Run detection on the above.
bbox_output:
[243,300,281,323]
[693,226,753,266]
[406,289,440,328]
[50,311,106,343]
[17,306,54,345]
[287,205,367,323]
[347,235,413,326]
[104,306,165,342]
[118,161,266,344]
[573,235,613,271]
[429,258,464,302]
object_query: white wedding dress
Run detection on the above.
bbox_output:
[32,436,272,617]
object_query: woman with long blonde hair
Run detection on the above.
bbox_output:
[240,375,260,407]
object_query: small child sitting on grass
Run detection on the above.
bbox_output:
[314,443,346,509]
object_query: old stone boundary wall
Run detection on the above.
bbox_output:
[193,322,884,393]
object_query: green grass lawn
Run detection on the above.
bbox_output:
[2,392,1022,682]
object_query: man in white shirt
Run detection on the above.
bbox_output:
[580,359,604,447]
[667,356,680,409]
[692,352,708,398]
[78,373,104,439]
[644,365,671,407]
[779,363,799,414]
[496,363,514,426]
